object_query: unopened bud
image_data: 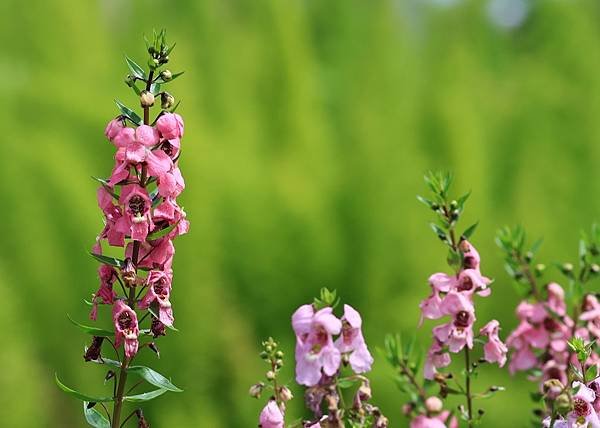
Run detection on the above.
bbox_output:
[265,345,273,353]
[592,264,600,274]
[555,393,571,411]
[161,92,175,109]
[248,382,264,398]
[121,258,137,284]
[562,263,574,274]
[140,90,155,108]
[160,69,173,81]
[357,382,372,401]
[450,200,458,209]
[136,409,150,428]
[535,263,546,273]
[105,370,115,382]
[525,251,533,262]
[266,370,275,380]
[279,386,293,401]
[275,350,284,358]
[125,74,136,87]
[148,58,160,70]
[543,379,564,400]
[402,403,414,416]
[151,317,166,338]
[148,342,160,358]
[425,396,443,413]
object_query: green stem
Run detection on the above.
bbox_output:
[464,346,473,427]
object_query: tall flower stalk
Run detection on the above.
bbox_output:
[56,29,188,428]
[417,172,506,427]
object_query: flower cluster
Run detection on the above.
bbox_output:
[251,289,385,428]
[56,30,187,428]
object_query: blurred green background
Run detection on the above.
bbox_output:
[2,0,600,426]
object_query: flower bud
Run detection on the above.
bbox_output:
[148,342,160,358]
[543,379,564,400]
[279,386,293,401]
[160,69,173,81]
[105,370,115,382]
[592,264,600,275]
[125,74,136,87]
[148,58,160,70]
[248,382,264,398]
[401,403,414,416]
[555,393,571,411]
[161,92,175,109]
[275,350,284,358]
[266,370,276,380]
[83,336,104,362]
[425,396,443,413]
[562,263,574,274]
[357,382,372,401]
[121,258,137,285]
[140,90,155,108]
[136,409,150,428]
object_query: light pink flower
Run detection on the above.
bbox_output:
[259,400,284,428]
[508,346,537,375]
[411,411,458,428]
[335,304,373,373]
[567,382,600,428]
[158,166,185,198]
[292,305,342,386]
[424,340,451,380]
[460,240,481,270]
[96,187,126,247]
[115,184,154,242]
[139,270,174,326]
[112,300,139,359]
[127,238,175,270]
[542,360,567,388]
[156,113,184,140]
[479,320,508,367]
[581,294,600,339]
[547,282,566,316]
[153,198,190,238]
[432,292,475,353]
[105,117,125,142]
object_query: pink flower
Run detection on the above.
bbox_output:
[508,346,537,374]
[419,275,450,323]
[158,166,185,198]
[432,291,475,353]
[460,240,481,270]
[112,300,139,359]
[567,382,600,428]
[547,282,566,316]
[581,294,600,339]
[127,238,175,270]
[479,320,508,367]
[153,198,190,238]
[105,117,125,142]
[259,400,284,428]
[335,304,373,374]
[411,411,458,428]
[156,113,184,140]
[542,360,567,388]
[424,340,451,380]
[292,305,342,386]
[115,184,154,241]
[96,187,126,247]
[90,265,118,320]
[139,270,174,326]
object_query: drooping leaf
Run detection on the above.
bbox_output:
[83,402,110,428]
[115,100,142,126]
[68,314,114,337]
[127,366,182,392]
[55,374,113,402]
[461,222,479,241]
[125,55,146,80]
[89,252,125,269]
[124,388,168,402]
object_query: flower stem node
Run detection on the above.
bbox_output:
[140,90,155,108]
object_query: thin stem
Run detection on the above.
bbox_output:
[464,347,473,427]
[100,403,112,425]
[119,409,137,428]
[398,359,427,402]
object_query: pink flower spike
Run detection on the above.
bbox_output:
[335,304,374,374]
[112,300,139,359]
[105,117,125,142]
[479,320,508,367]
[112,127,135,149]
[117,184,153,242]
[259,400,284,428]
[135,124,160,147]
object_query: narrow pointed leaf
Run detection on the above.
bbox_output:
[125,56,146,80]
[115,100,142,126]
[55,374,113,402]
[127,366,182,392]
[147,221,179,240]
[89,252,124,268]
[83,402,110,428]
[124,388,168,402]
[68,314,114,337]
[461,222,479,240]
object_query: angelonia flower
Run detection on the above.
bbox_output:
[259,400,285,428]
[420,241,507,380]
[56,30,188,428]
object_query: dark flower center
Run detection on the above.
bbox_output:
[574,397,591,417]
[543,317,560,332]
[161,142,174,157]
[463,255,477,269]
[455,311,470,328]
[129,195,146,216]
[118,311,132,330]
[545,366,562,380]
[458,276,474,292]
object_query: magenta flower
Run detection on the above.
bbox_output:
[96,187,126,247]
[139,270,174,326]
[153,198,190,238]
[479,320,507,367]
[156,113,184,140]
[158,166,185,198]
[259,400,284,428]
[115,184,154,241]
[335,304,373,374]
[292,305,342,386]
[112,300,139,359]
[90,264,118,320]
[424,339,451,380]
[432,291,475,353]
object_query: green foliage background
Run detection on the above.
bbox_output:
[2,0,600,426]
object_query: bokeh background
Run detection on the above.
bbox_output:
[2,0,600,426]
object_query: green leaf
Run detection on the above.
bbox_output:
[461,222,479,240]
[89,252,124,268]
[83,402,110,428]
[124,388,168,402]
[150,82,161,95]
[68,314,114,337]
[115,100,142,126]
[55,374,113,402]
[337,377,359,389]
[125,55,146,80]
[147,221,179,240]
[127,366,182,392]
[170,100,181,113]
[155,71,185,84]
